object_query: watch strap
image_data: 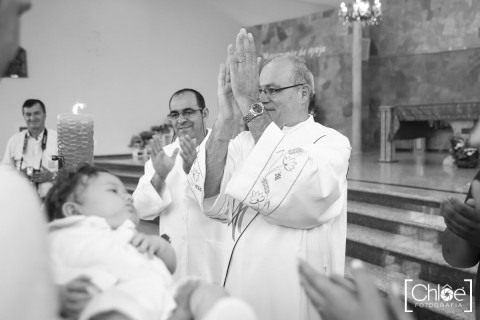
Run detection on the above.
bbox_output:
[243,112,256,124]
[243,102,264,124]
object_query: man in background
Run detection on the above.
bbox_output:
[133,88,232,284]
[3,98,58,199]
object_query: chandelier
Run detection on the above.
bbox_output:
[339,0,382,26]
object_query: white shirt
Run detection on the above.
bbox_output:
[132,130,233,284]
[188,116,351,320]
[2,129,58,198]
[49,216,176,320]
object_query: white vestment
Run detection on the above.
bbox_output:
[133,130,233,284]
[49,216,176,320]
[188,116,351,320]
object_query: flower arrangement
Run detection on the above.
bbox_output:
[450,136,479,168]
[128,124,173,159]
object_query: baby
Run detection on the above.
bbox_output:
[44,164,255,320]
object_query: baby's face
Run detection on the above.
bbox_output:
[76,172,137,228]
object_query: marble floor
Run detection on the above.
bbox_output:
[348,151,478,195]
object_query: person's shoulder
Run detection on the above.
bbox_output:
[310,122,350,146]
[7,130,25,142]
[228,131,254,153]
[233,131,253,143]
[4,131,25,150]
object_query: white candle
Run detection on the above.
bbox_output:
[57,103,94,171]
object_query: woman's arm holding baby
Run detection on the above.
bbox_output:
[441,181,480,268]
[130,232,177,274]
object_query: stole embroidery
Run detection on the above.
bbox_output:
[229,200,252,240]
[247,147,305,212]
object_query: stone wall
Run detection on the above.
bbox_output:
[369,0,480,150]
[248,0,480,151]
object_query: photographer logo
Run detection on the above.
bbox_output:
[404,280,472,313]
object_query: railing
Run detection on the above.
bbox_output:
[379,102,480,162]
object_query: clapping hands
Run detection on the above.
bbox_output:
[227,28,261,108]
[150,134,179,180]
[150,132,199,176]
[179,135,197,174]
[218,61,241,121]
[298,259,412,320]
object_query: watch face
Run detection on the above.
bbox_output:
[252,103,264,114]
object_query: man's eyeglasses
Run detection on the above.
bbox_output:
[167,108,202,121]
[258,83,305,97]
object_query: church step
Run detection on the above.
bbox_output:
[106,169,142,186]
[94,159,145,174]
[348,200,445,244]
[345,257,474,320]
[348,180,467,215]
[346,224,476,291]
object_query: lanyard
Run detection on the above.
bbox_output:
[19,128,48,170]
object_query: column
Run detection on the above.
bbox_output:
[351,21,362,154]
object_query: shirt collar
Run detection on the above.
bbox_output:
[282,115,313,133]
[26,128,46,141]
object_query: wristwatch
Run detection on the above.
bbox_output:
[243,102,265,124]
[161,233,172,244]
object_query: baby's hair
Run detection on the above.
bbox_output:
[44,164,109,222]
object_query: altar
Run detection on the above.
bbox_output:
[379,102,480,162]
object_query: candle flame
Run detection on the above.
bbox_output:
[72,103,86,115]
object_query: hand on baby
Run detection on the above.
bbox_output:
[130,232,168,259]
[168,280,202,320]
[59,275,99,319]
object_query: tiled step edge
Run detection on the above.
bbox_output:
[349,200,445,230]
[347,224,476,288]
[108,169,143,179]
[348,188,440,215]
[348,180,466,215]
[348,180,467,203]
[94,161,145,174]
[348,200,445,243]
